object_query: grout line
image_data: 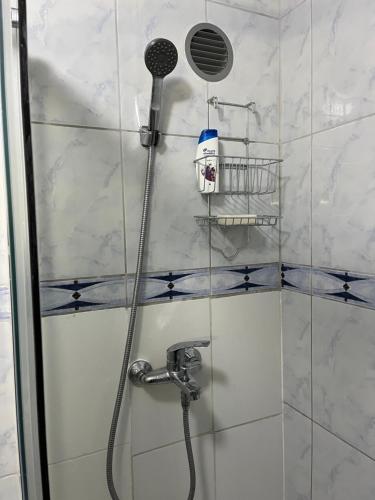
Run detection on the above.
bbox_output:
[309,0,313,496]
[132,430,214,458]
[47,443,127,467]
[31,119,281,146]
[281,108,375,145]
[0,472,21,481]
[113,0,129,309]
[214,412,282,434]
[279,0,307,20]
[31,120,119,132]
[207,0,279,19]
[132,412,282,459]
[283,401,375,465]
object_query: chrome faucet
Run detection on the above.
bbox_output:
[129,340,210,401]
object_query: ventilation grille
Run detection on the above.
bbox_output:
[186,24,233,82]
[190,29,228,76]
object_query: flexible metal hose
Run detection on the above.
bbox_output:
[181,393,197,500]
[106,145,155,500]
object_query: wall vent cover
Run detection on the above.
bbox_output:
[185,23,233,82]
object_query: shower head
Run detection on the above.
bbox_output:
[141,38,178,147]
[144,38,178,78]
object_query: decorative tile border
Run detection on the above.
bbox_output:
[282,263,375,310]
[40,276,127,317]
[40,263,280,316]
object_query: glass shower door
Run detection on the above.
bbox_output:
[0,1,49,498]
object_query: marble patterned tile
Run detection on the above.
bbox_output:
[0,318,19,478]
[133,434,215,500]
[281,137,311,266]
[117,0,208,135]
[207,2,279,142]
[283,404,311,500]
[215,416,283,500]
[312,297,375,459]
[280,1,311,141]
[280,0,306,17]
[32,124,125,280]
[123,132,209,273]
[282,290,311,416]
[312,0,375,131]
[42,308,130,464]
[27,0,119,128]
[208,0,279,17]
[312,424,375,500]
[312,117,375,275]
[0,475,22,500]
[48,445,132,500]
[212,292,281,431]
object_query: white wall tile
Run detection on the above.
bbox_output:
[118,0,208,135]
[283,404,311,500]
[312,424,375,500]
[281,137,311,266]
[280,0,311,142]
[49,445,132,500]
[312,0,375,131]
[210,142,280,267]
[280,0,306,17]
[27,0,119,128]
[209,0,279,17]
[312,297,375,460]
[215,415,283,500]
[312,116,375,274]
[133,434,215,500]
[123,132,209,273]
[33,124,125,280]
[42,308,130,464]
[0,319,19,478]
[130,299,212,454]
[0,475,22,500]
[282,290,311,416]
[207,3,279,142]
[211,292,281,430]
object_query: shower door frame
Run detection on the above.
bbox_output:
[1,0,50,498]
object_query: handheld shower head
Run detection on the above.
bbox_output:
[141,38,178,147]
[144,38,178,78]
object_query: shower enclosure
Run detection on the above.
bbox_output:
[1,0,375,500]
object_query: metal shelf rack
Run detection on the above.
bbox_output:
[194,154,281,195]
[194,214,279,227]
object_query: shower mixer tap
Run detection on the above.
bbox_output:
[129,340,210,401]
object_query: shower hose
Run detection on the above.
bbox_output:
[106,145,197,500]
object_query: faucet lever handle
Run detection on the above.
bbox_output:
[167,339,210,354]
[166,339,210,372]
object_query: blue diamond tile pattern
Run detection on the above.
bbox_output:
[282,263,375,310]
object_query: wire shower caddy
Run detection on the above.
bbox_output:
[194,96,282,228]
[194,154,281,195]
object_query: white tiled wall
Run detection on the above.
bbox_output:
[41,292,282,500]
[28,0,281,281]
[27,0,283,499]
[281,1,375,498]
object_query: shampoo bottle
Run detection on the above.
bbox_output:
[196,129,219,193]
